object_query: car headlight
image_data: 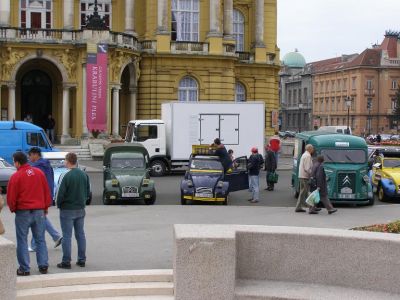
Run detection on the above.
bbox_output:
[111,179,119,187]
[363,175,369,183]
[187,180,193,188]
[217,181,224,188]
[142,178,150,186]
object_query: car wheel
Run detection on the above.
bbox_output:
[150,160,167,177]
[378,185,387,202]
[103,192,111,205]
[367,195,375,206]
[181,193,187,205]
[144,189,156,205]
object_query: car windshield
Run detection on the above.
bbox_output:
[383,159,400,168]
[48,159,66,168]
[0,160,13,168]
[321,149,366,164]
[111,158,145,169]
[190,159,223,171]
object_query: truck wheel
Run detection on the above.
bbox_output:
[150,160,167,177]
[103,192,111,205]
[144,189,156,205]
[181,193,187,205]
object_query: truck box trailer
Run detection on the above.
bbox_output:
[125,101,265,176]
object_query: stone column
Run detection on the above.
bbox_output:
[125,0,136,34]
[223,0,233,37]
[82,65,89,137]
[208,0,221,36]
[63,0,74,29]
[157,0,168,33]
[112,87,120,137]
[61,86,71,141]
[129,87,137,121]
[7,83,15,121]
[0,0,11,27]
[255,0,265,47]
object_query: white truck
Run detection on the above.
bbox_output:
[125,101,265,176]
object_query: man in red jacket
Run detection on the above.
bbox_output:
[7,152,52,276]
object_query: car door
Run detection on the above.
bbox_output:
[225,156,249,192]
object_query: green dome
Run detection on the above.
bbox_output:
[282,49,306,68]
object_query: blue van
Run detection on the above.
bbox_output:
[0,121,59,163]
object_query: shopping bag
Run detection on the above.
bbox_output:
[305,189,320,206]
[268,172,279,183]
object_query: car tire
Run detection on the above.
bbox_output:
[144,189,156,205]
[367,195,375,206]
[377,185,387,202]
[181,193,187,205]
[150,160,167,177]
[103,192,111,205]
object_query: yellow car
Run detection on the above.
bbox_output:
[370,151,400,201]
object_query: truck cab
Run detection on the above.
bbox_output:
[125,120,168,176]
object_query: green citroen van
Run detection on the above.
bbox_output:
[292,131,373,205]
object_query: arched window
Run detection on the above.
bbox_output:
[235,82,246,102]
[179,76,198,102]
[233,9,245,52]
[20,0,52,29]
[171,0,199,41]
[80,0,112,29]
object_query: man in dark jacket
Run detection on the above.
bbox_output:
[56,152,90,269]
[264,145,277,191]
[310,155,337,215]
[213,138,232,172]
[28,147,62,251]
[248,147,264,203]
[7,152,52,276]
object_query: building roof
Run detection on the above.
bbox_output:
[282,50,306,68]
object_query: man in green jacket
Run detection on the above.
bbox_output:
[56,152,90,269]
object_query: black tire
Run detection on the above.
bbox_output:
[181,193,187,205]
[103,192,111,205]
[150,160,167,177]
[367,195,375,206]
[377,185,387,202]
[144,189,156,205]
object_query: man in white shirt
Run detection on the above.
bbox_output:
[295,144,314,213]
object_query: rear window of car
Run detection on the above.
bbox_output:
[111,158,145,169]
[383,159,400,168]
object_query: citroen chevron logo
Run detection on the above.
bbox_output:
[343,175,351,186]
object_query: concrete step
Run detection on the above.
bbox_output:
[17,282,173,300]
[73,297,174,300]
[17,270,173,290]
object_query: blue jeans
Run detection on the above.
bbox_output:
[15,210,48,272]
[60,209,86,264]
[249,175,260,201]
[31,217,61,250]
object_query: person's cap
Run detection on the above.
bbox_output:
[251,147,258,153]
[28,147,41,155]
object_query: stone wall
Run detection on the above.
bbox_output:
[0,236,16,300]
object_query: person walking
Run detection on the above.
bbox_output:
[45,114,56,144]
[28,147,62,252]
[56,152,90,269]
[7,152,52,276]
[264,144,277,191]
[311,155,337,215]
[248,147,264,203]
[295,144,316,213]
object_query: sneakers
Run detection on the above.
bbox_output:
[28,247,35,252]
[308,210,319,214]
[17,269,30,276]
[54,237,63,248]
[76,261,86,267]
[39,266,48,274]
[295,208,306,213]
[328,208,338,215]
[57,262,72,269]
[250,199,259,203]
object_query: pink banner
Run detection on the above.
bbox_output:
[86,44,108,132]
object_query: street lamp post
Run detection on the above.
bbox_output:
[345,96,352,134]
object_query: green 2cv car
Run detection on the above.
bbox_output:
[103,143,156,205]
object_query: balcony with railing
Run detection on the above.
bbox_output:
[236,51,254,62]
[170,41,209,54]
[0,27,139,51]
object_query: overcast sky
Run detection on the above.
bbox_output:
[277,0,400,63]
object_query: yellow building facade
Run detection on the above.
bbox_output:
[0,0,279,143]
